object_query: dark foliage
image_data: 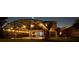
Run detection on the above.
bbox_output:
[73,19,79,28]
[0,17,8,38]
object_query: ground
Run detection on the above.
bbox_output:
[0,37,79,42]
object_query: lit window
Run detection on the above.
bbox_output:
[37,32,44,37]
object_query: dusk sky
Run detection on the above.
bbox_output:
[6,17,79,28]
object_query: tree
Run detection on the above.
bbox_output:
[0,17,8,38]
[56,27,61,36]
[73,19,79,28]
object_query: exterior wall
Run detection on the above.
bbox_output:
[3,30,45,39]
[49,22,57,37]
[49,27,57,37]
[62,27,79,37]
[71,29,79,37]
[29,30,45,39]
[43,21,57,38]
[3,19,57,39]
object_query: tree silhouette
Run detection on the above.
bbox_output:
[73,19,79,28]
[0,17,8,38]
[56,27,61,36]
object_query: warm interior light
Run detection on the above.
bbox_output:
[10,27,13,29]
[45,24,48,27]
[59,32,62,35]
[31,24,34,28]
[7,29,11,31]
[22,25,26,28]
[11,30,15,32]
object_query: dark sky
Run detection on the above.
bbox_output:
[6,17,79,28]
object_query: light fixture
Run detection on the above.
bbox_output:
[45,24,48,27]
[7,29,11,31]
[22,25,26,28]
[59,32,62,35]
[31,24,34,28]
[10,27,13,29]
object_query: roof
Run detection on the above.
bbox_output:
[3,19,48,30]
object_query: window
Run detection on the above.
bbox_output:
[37,32,44,37]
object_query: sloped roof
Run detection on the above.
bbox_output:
[3,19,47,30]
